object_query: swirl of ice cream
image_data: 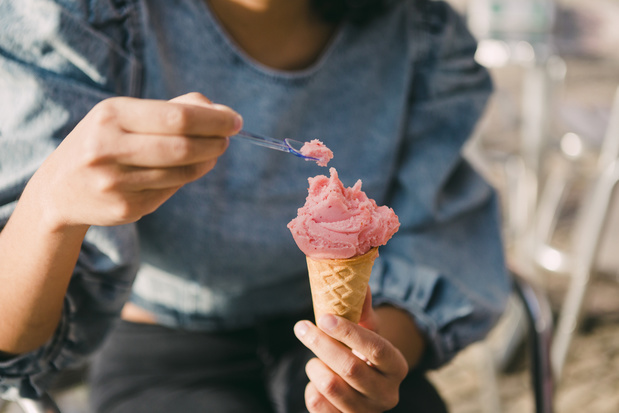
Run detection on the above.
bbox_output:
[288,168,400,259]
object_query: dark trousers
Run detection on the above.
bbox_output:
[89,315,448,413]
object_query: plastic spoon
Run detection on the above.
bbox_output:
[231,130,320,162]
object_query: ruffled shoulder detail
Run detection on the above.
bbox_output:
[0,0,142,95]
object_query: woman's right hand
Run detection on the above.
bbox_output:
[1,93,239,355]
[30,92,242,230]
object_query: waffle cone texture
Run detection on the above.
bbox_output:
[306,247,378,324]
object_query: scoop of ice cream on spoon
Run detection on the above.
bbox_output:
[298,139,334,167]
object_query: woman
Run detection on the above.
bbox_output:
[0,0,510,411]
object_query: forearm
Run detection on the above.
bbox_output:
[0,177,88,355]
[374,305,426,370]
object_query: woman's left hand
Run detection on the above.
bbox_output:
[294,295,410,412]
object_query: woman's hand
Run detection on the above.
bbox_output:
[30,92,242,230]
[0,92,241,355]
[294,290,419,412]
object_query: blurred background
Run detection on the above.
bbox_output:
[2,1,619,412]
[430,0,619,412]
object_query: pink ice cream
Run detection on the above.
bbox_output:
[299,139,333,167]
[288,168,400,259]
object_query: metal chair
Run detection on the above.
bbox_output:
[513,273,555,413]
[477,271,555,413]
[548,87,619,380]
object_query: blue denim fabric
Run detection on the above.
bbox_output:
[0,0,510,397]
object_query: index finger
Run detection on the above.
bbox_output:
[96,96,243,137]
[317,314,407,377]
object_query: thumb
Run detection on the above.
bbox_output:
[358,286,379,332]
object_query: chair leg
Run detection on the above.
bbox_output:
[533,158,576,274]
[551,163,619,381]
[513,275,555,413]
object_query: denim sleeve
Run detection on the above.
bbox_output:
[0,0,142,398]
[369,1,511,369]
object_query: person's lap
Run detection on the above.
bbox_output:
[89,317,447,413]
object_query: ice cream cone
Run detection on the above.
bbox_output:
[306,247,378,324]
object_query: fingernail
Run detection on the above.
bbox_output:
[294,321,309,338]
[318,314,338,332]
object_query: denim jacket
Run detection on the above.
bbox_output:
[0,0,510,397]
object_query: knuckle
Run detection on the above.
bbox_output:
[80,101,124,164]
[210,107,237,134]
[170,93,212,107]
[306,398,321,412]
[305,385,322,412]
[304,329,320,347]
[109,198,135,223]
[178,165,197,182]
[340,357,363,379]
[370,339,389,363]
[332,323,355,344]
[214,136,229,156]
[185,92,211,104]
[319,373,341,397]
[345,324,359,340]
[164,105,190,131]
[168,137,194,161]
[81,137,106,165]
[339,324,358,346]
[90,99,118,126]
[93,171,118,193]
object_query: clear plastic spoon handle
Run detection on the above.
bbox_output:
[231,130,319,161]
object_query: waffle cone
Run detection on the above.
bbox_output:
[306,247,378,324]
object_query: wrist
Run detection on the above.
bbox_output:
[21,170,89,236]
